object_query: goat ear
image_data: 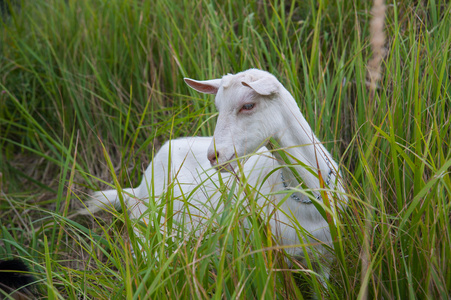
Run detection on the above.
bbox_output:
[184,78,221,94]
[241,77,278,96]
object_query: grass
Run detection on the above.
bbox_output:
[1,0,450,298]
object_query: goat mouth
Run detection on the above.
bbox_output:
[216,154,236,173]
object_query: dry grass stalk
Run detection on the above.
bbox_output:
[367,0,387,102]
[361,1,387,299]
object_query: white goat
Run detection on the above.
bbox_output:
[82,69,347,280]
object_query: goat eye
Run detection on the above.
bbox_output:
[241,103,255,111]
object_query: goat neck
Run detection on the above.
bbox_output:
[267,88,337,193]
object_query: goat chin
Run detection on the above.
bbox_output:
[81,69,347,286]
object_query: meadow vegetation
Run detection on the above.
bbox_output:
[0,0,450,298]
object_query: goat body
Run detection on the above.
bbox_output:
[82,69,346,274]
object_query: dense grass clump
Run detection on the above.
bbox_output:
[0,0,450,298]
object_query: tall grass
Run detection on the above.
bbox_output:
[0,0,450,298]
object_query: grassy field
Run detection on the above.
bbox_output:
[1,0,450,298]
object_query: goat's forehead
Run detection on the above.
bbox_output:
[215,77,250,107]
[221,69,270,87]
[220,73,245,88]
[215,69,275,107]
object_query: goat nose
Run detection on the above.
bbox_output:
[207,150,218,165]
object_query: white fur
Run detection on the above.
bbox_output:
[82,69,347,277]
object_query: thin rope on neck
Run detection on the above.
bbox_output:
[281,157,334,204]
